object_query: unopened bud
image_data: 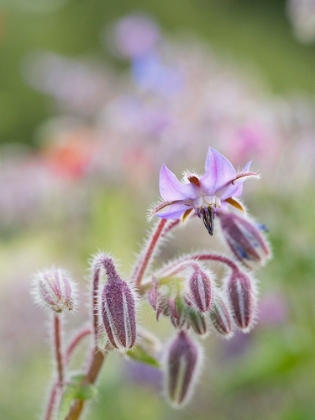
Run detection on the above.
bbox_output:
[187,309,209,337]
[210,294,234,338]
[218,211,271,270]
[101,258,137,350]
[164,330,202,407]
[188,269,213,313]
[147,279,170,320]
[31,268,77,313]
[168,296,187,329]
[227,270,256,332]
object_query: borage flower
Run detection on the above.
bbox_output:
[151,147,259,235]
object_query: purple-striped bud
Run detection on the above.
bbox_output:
[164,330,202,407]
[101,258,137,350]
[188,269,213,313]
[209,294,234,338]
[218,211,271,270]
[227,270,256,332]
[31,268,77,313]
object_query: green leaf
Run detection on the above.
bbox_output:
[126,346,160,368]
[57,375,98,420]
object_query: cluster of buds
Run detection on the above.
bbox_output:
[30,148,271,419]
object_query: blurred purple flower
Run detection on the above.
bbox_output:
[258,292,288,327]
[124,359,162,390]
[108,14,160,59]
[152,147,259,235]
[132,52,184,95]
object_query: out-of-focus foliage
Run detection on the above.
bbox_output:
[1,1,315,420]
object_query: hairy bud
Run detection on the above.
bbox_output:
[187,309,209,337]
[164,330,202,407]
[210,294,234,338]
[31,268,77,313]
[188,269,213,313]
[218,210,271,270]
[101,258,137,350]
[227,270,256,332]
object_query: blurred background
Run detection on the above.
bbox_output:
[1,0,315,419]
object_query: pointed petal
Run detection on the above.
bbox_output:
[159,164,194,201]
[219,183,243,200]
[200,148,236,194]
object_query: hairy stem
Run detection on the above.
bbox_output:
[54,314,64,387]
[132,219,167,287]
[65,327,92,365]
[44,382,58,420]
[65,343,111,420]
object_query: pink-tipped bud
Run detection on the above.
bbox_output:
[210,294,234,337]
[218,211,271,270]
[188,269,213,313]
[101,258,137,350]
[164,330,202,407]
[31,268,77,313]
[227,270,256,332]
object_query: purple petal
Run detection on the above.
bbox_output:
[159,164,195,201]
[155,202,192,220]
[220,183,243,200]
[200,148,236,195]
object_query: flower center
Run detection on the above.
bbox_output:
[193,196,221,236]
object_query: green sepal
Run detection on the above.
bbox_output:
[126,346,160,368]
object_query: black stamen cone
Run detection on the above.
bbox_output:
[201,207,214,236]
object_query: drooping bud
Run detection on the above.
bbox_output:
[147,278,170,320]
[227,270,256,332]
[186,308,209,337]
[101,258,137,350]
[188,268,213,313]
[168,295,187,329]
[218,210,271,270]
[31,267,77,313]
[209,294,234,338]
[164,330,202,407]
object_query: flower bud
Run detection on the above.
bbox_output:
[168,295,187,329]
[227,270,256,332]
[218,211,271,270]
[31,268,77,313]
[209,294,234,338]
[164,330,202,407]
[101,258,137,350]
[187,309,209,337]
[188,269,213,313]
[147,279,170,320]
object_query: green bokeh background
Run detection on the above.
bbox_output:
[1,1,315,419]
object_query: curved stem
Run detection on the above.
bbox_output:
[44,382,58,420]
[65,327,91,365]
[132,219,167,287]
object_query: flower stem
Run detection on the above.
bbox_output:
[132,219,167,287]
[44,382,58,420]
[54,314,64,387]
[65,343,111,420]
[65,327,91,365]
